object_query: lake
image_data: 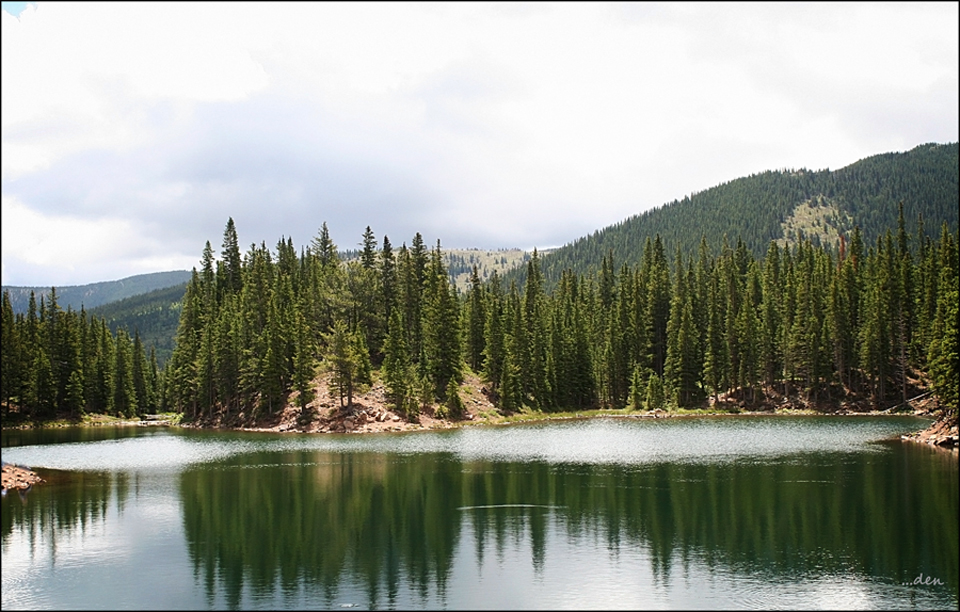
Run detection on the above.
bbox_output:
[2,416,957,610]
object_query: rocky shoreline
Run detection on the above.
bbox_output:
[1,462,44,493]
[901,412,959,448]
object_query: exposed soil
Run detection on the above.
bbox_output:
[184,371,950,441]
[5,370,951,449]
[188,371,501,434]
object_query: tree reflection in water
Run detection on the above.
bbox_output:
[179,444,957,608]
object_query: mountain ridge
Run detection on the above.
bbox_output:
[2,270,192,315]
[4,142,956,311]
[517,141,958,286]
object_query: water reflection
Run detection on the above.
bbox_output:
[180,444,958,609]
[181,452,461,609]
[2,419,956,609]
[1,469,121,570]
[1,425,157,448]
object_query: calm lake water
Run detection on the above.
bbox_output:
[2,416,957,610]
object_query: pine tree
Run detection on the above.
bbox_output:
[360,226,378,270]
[169,271,202,417]
[1,291,23,416]
[32,347,55,420]
[645,236,671,375]
[482,272,505,394]
[380,235,397,321]
[499,334,523,412]
[132,331,150,416]
[214,295,241,418]
[759,242,781,389]
[383,310,415,418]
[95,320,116,416]
[858,242,890,404]
[292,298,316,416]
[927,226,959,412]
[442,378,465,420]
[113,328,138,418]
[629,364,652,410]
[702,264,727,401]
[465,265,487,371]
[422,242,462,398]
[322,320,369,409]
[645,372,665,411]
[736,261,762,403]
[312,222,338,271]
[221,217,243,296]
[522,250,550,408]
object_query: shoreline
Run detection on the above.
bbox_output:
[2,408,953,491]
[5,372,952,443]
[3,371,953,446]
[3,404,942,432]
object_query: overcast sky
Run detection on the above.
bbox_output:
[2,2,957,287]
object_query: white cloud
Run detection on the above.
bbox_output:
[2,2,957,286]
[1,194,196,286]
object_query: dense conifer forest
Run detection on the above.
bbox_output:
[2,146,958,426]
[11,204,952,427]
[88,283,187,366]
[2,288,164,421]
[159,210,954,421]
[520,142,957,288]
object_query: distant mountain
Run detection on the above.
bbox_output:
[441,247,558,292]
[2,270,192,315]
[88,282,188,367]
[341,247,543,292]
[520,142,958,286]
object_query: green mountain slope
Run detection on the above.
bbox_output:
[525,142,957,285]
[88,282,188,367]
[3,270,191,315]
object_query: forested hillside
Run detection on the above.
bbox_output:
[524,142,957,286]
[89,283,187,366]
[159,213,957,426]
[2,287,164,423]
[2,270,191,315]
[3,143,958,427]
[344,232,536,292]
[4,213,956,426]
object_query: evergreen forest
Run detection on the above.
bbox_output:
[2,287,164,422]
[2,147,958,426]
[522,142,957,287]
[158,211,955,422]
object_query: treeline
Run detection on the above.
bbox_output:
[528,142,958,287]
[1,270,191,315]
[165,211,957,424]
[1,288,163,422]
[5,212,955,425]
[165,220,465,421]
[480,216,957,414]
[90,282,187,367]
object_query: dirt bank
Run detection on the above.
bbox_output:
[181,373,947,438]
[188,372,498,434]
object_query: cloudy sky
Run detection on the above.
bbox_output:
[2,2,957,287]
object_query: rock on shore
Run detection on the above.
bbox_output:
[903,413,959,448]
[1,463,44,492]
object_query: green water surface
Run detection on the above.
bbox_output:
[2,416,956,610]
